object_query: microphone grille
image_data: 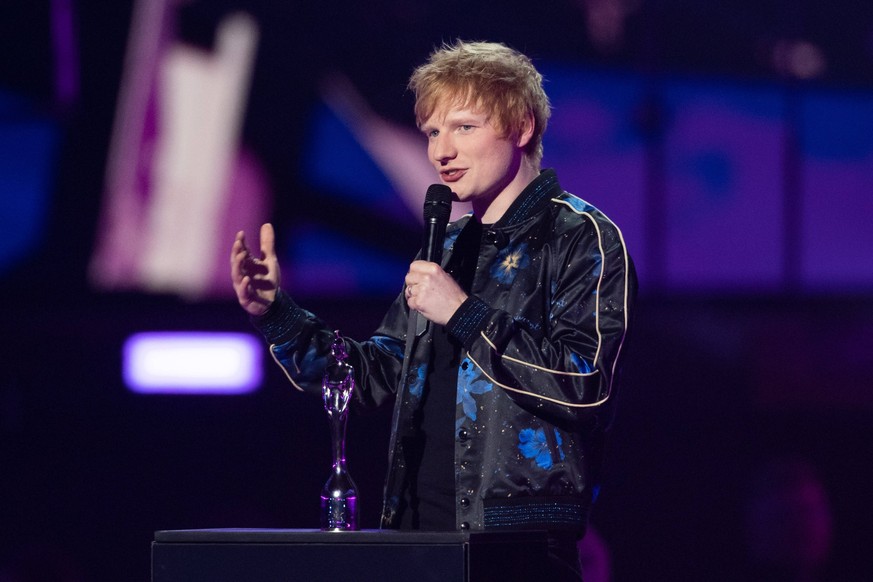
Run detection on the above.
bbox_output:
[423,184,453,222]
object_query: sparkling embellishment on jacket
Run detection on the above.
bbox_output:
[483,499,586,529]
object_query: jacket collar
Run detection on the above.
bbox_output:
[491,169,561,230]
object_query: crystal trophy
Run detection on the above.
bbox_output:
[320,331,359,531]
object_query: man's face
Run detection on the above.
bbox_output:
[420,102,524,211]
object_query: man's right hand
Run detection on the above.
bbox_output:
[230,223,280,316]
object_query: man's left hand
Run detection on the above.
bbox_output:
[404,260,468,326]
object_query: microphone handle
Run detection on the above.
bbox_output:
[422,217,446,264]
[415,217,447,336]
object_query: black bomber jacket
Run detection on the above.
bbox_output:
[254,169,637,535]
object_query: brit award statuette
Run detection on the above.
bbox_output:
[320,331,359,531]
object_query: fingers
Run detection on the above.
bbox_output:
[404,260,467,325]
[260,223,276,260]
[230,225,279,316]
[230,231,249,283]
[231,225,274,276]
[404,261,439,310]
[231,224,274,263]
[405,260,438,286]
[404,283,417,308]
[230,232,261,288]
[405,261,443,297]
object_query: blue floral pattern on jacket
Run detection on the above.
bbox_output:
[408,364,427,399]
[457,361,493,421]
[443,228,461,253]
[490,242,530,284]
[518,427,566,470]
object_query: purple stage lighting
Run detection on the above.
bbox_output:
[124,332,263,394]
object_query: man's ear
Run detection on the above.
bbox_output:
[516,110,536,149]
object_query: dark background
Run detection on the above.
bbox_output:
[2,1,873,580]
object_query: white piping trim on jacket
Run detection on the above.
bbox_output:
[471,196,632,407]
[467,352,609,408]
[479,333,598,377]
[608,220,632,400]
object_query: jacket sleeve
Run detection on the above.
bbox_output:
[251,288,410,411]
[446,211,636,428]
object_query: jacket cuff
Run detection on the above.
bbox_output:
[250,289,306,345]
[447,296,493,350]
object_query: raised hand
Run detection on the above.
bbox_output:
[230,223,281,316]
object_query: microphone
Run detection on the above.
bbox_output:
[422,184,453,264]
[415,184,452,335]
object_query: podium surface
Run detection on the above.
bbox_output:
[152,529,547,582]
[152,528,549,582]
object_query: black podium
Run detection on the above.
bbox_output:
[152,528,549,581]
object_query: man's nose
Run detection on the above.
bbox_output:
[431,134,456,163]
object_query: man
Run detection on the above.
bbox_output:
[231,40,636,580]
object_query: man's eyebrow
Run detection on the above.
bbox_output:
[420,109,484,132]
[446,109,486,122]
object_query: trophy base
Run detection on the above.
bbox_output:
[320,495,358,531]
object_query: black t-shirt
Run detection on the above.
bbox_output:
[399,219,483,530]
